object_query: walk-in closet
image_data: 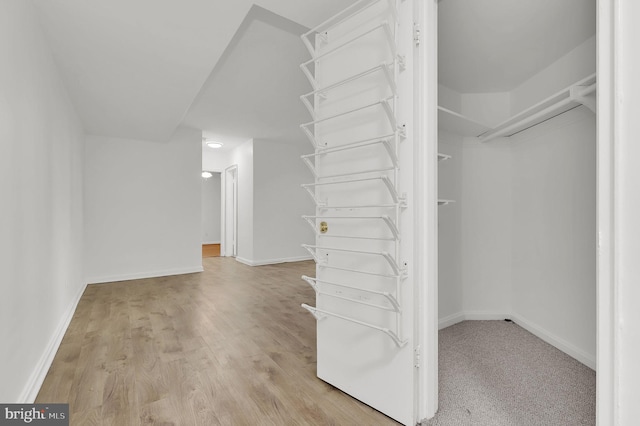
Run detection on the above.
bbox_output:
[436,0,597,423]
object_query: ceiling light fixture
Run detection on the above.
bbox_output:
[206,141,224,149]
[202,171,213,178]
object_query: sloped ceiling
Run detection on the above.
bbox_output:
[182,6,312,147]
[31,0,355,142]
[439,0,596,93]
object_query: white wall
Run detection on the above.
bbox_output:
[203,148,230,172]
[228,140,254,262]
[438,84,461,112]
[460,138,513,317]
[437,132,464,325]
[0,0,85,402]
[510,107,596,366]
[461,92,511,128]
[617,1,640,421]
[202,172,221,243]
[252,140,315,264]
[84,126,202,283]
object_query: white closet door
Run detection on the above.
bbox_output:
[299,1,416,424]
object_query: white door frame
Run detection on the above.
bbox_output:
[417,0,617,423]
[221,164,238,257]
[595,0,615,423]
[415,0,439,421]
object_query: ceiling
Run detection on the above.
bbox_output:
[184,6,312,152]
[32,0,596,144]
[32,0,356,143]
[439,0,596,93]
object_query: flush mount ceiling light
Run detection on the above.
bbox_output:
[202,171,213,178]
[206,141,224,149]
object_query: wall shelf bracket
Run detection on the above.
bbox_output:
[569,84,597,113]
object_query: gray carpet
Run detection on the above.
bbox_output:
[424,321,596,426]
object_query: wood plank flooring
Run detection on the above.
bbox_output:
[202,244,220,258]
[36,258,399,425]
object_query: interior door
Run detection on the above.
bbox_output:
[298,1,417,424]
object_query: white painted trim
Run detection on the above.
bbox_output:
[511,313,596,370]
[462,311,511,321]
[202,241,221,245]
[222,164,239,258]
[18,282,87,402]
[439,311,510,330]
[86,266,203,284]
[415,0,440,422]
[596,0,616,424]
[438,312,465,330]
[235,256,313,267]
[438,312,596,370]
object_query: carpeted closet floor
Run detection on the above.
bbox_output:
[425,320,596,426]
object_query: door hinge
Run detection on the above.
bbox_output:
[414,345,421,368]
[413,22,421,46]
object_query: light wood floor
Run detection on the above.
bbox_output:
[36,258,399,425]
[202,244,220,258]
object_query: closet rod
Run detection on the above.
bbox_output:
[479,74,596,143]
[301,304,406,347]
[301,276,400,312]
[480,84,595,142]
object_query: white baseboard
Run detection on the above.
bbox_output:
[463,311,511,321]
[86,266,204,284]
[439,311,510,330]
[438,312,465,329]
[235,255,313,267]
[438,310,596,370]
[511,313,596,370]
[19,281,87,403]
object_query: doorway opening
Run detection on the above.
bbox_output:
[222,165,238,257]
[202,170,222,258]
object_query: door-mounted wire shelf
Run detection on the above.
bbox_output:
[302,215,400,240]
[301,303,407,347]
[302,175,405,207]
[301,135,398,178]
[301,275,401,312]
[301,21,400,90]
[301,0,397,58]
[302,244,405,277]
[300,62,397,117]
[300,97,399,149]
